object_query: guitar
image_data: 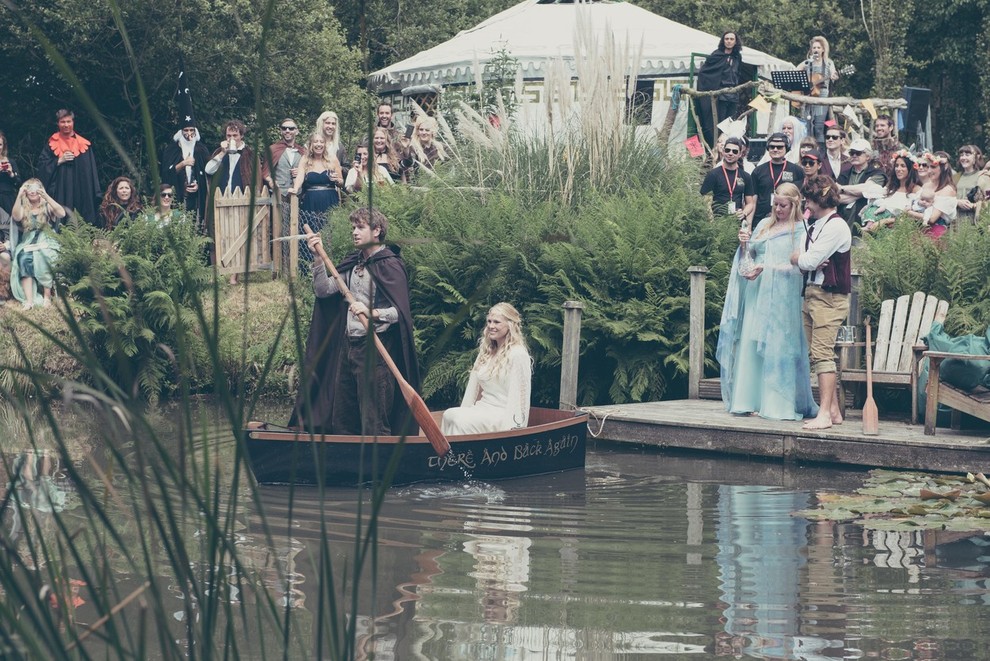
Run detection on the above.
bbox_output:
[810,64,855,97]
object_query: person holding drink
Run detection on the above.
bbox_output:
[717,182,817,421]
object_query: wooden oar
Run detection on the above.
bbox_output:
[303,225,451,456]
[863,315,879,435]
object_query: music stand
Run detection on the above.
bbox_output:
[771,69,810,93]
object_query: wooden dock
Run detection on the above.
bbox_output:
[583,399,990,473]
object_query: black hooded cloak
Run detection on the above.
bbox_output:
[289,246,421,435]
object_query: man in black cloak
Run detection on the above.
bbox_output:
[160,67,210,222]
[37,109,101,227]
[695,31,754,151]
[289,207,421,436]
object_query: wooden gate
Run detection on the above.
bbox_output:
[212,187,282,276]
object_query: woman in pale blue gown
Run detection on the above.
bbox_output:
[717,182,818,420]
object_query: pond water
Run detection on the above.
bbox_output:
[2,403,989,659]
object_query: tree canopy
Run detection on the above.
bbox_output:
[0,0,985,191]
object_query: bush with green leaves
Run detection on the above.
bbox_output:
[53,212,212,399]
[329,155,737,408]
[854,221,990,335]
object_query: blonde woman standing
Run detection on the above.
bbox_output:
[717,182,818,421]
[402,116,446,182]
[290,133,342,237]
[442,303,533,435]
[11,179,65,309]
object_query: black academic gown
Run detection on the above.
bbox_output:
[289,246,421,435]
[37,138,101,227]
[161,140,210,220]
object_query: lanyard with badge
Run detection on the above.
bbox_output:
[722,165,739,213]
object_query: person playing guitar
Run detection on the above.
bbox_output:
[800,36,841,143]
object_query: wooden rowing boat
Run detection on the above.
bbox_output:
[245,407,588,486]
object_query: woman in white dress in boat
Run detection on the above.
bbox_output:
[441,303,533,435]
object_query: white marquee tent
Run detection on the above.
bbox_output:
[369,0,793,95]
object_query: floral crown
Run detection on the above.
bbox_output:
[922,152,947,166]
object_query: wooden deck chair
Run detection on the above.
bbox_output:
[922,351,990,435]
[837,292,949,424]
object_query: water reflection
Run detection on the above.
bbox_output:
[2,400,990,659]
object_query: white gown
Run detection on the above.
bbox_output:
[441,346,532,435]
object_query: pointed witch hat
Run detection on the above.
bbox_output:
[175,55,198,132]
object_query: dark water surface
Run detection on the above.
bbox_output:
[3,402,989,659]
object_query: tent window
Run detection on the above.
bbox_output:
[407,91,439,116]
[626,79,654,125]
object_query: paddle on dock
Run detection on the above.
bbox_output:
[303,224,451,456]
[863,316,879,435]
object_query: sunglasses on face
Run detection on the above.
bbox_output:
[825,134,842,140]
[723,148,740,154]
[917,163,931,168]
[280,126,297,131]
[801,159,818,166]
[848,150,864,157]
[161,192,174,198]
[767,144,786,150]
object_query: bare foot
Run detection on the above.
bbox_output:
[802,415,833,431]
[831,413,844,425]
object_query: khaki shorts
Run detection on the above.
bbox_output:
[803,286,850,375]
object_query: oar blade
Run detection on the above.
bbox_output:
[410,395,451,456]
[862,399,879,435]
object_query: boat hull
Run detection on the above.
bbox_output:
[245,407,587,486]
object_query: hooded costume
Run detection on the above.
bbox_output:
[161,64,210,220]
[161,127,210,220]
[695,47,755,150]
[289,246,421,436]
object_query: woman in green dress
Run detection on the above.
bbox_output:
[10,179,64,309]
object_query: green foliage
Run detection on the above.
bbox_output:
[0,0,370,188]
[53,212,212,399]
[325,155,736,408]
[854,220,990,334]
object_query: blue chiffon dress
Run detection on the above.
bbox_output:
[716,219,819,420]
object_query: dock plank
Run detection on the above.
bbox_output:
[583,399,990,473]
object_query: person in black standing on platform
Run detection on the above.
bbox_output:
[751,132,804,223]
[700,137,755,225]
[696,31,743,151]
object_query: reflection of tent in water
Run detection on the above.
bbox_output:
[368,0,791,131]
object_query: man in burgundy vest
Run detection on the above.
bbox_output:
[792,174,851,431]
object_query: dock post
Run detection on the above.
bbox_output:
[560,300,584,410]
[688,266,709,399]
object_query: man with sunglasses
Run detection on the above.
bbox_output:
[837,138,885,228]
[820,128,850,180]
[752,132,803,222]
[268,119,305,195]
[700,137,755,224]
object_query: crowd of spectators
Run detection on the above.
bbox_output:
[0,102,447,308]
[701,114,990,238]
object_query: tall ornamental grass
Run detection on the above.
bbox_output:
[0,0,394,658]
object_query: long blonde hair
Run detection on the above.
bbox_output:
[807,35,831,62]
[300,132,336,174]
[411,116,447,164]
[473,302,529,376]
[754,182,802,239]
[19,178,57,223]
[315,110,340,155]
